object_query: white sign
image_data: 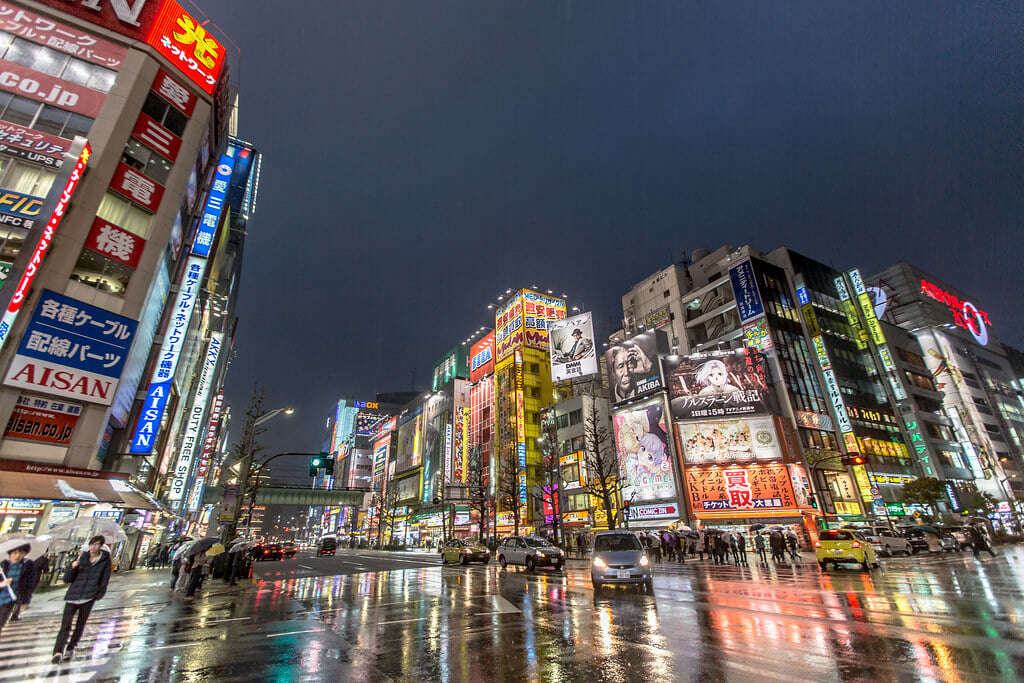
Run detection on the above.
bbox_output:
[169,332,222,507]
[548,311,598,381]
[627,501,680,521]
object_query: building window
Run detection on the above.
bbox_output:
[0,92,94,140]
[0,160,56,197]
[529,363,540,373]
[141,91,188,137]
[96,191,153,238]
[557,414,569,429]
[0,34,116,92]
[71,250,132,296]
[569,409,582,426]
[122,139,173,185]
[664,290,670,298]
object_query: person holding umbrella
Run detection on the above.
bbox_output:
[0,542,38,637]
[52,535,111,663]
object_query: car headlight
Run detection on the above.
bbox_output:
[463,549,471,554]
[639,555,650,566]
[593,556,607,568]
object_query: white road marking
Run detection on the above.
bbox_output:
[267,629,322,638]
[298,564,313,569]
[376,617,429,626]
[493,595,521,613]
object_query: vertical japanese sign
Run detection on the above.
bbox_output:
[3,290,136,404]
[170,332,221,508]
[187,390,222,513]
[129,256,206,453]
[843,269,907,401]
[728,258,774,352]
[145,0,226,95]
[0,140,90,352]
[515,351,527,512]
[191,154,234,257]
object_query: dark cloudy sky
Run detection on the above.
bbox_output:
[198,1,1023,478]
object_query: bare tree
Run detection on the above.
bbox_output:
[466,444,493,542]
[498,447,526,536]
[220,384,267,544]
[579,386,622,530]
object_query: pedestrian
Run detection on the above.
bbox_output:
[714,535,729,564]
[786,531,800,560]
[754,532,768,565]
[0,543,38,637]
[700,533,709,561]
[649,532,661,562]
[735,532,748,566]
[967,524,997,558]
[158,544,171,568]
[184,550,209,600]
[662,531,675,561]
[687,535,697,558]
[52,535,111,663]
[769,531,786,563]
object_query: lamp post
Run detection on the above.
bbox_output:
[225,407,293,543]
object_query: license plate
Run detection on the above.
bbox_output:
[832,549,844,554]
[616,570,631,578]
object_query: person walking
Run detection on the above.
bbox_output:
[786,531,800,561]
[649,532,662,563]
[967,524,997,558]
[700,533,709,561]
[52,536,111,663]
[735,532,748,566]
[0,543,38,636]
[754,532,768,565]
[769,531,785,563]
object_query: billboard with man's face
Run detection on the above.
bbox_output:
[605,329,668,405]
[549,312,598,381]
[663,348,770,421]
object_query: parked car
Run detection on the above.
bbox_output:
[496,536,565,571]
[936,530,961,552]
[896,527,931,554]
[590,530,652,591]
[940,525,970,550]
[282,541,298,558]
[849,526,912,557]
[815,529,879,570]
[440,538,491,565]
[316,537,336,557]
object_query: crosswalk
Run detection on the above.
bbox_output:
[0,604,165,682]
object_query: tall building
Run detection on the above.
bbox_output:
[0,1,249,555]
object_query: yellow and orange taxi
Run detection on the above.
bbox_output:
[815,528,879,570]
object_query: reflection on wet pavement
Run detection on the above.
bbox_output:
[3,547,1022,681]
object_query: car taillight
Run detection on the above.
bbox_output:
[852,542,860,548]
[814,541,821,548]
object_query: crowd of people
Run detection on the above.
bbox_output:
[620,527,803,566]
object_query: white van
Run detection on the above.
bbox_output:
[853,526,912,556]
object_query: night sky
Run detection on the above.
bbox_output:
[198,1,1023,479]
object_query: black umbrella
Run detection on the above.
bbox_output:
[749,523,766,531]
[186,538,218,557]
[703,528,724,535]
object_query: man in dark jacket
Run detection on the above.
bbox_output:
[52,535,111,663]
[0,543,38,636]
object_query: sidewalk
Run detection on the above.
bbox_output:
[22,567,254,618]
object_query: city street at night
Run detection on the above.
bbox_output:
[2,547,1022,681]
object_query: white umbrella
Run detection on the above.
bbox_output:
[0,537,35,557]
[229,540,255,553]
[46,517,127,545]
[0,532,31,544]
[31,534,73,559]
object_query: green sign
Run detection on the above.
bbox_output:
[431,345,469,390]
[885,502,906,516]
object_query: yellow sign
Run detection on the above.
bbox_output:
[834,501,862,516]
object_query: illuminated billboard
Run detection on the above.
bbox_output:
[549,311,598,381]
[612,396,677,503]
[431,345,468,390]
[685,464,799,513]
[146,1,226,95]
[394,405,423,473]
[677,417,782,464]
[728,258,774,352]
[605,329,668,404]
[469,331,495,383]
[663,348,769,421]
[494,289,565,362]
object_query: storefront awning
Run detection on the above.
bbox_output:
[0,470,158,510]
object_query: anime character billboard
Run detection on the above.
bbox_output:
[613,397,677,503]
[663,348,770,421]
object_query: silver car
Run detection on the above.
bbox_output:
[590,531,652,591]
[496,536,565,571]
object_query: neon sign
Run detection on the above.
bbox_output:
[920,280,990,345]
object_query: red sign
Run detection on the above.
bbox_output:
[0,62,106,116]
[33,0,165,42]
[131,113,181,160]
[469,331,495,383]
[84,217,144,268]
[146,1,225,95]
[152,68,196,116]
[685,463,798,514]
[109,161,164,211]
[0,2,128,69]
[0,121,72,167]
[4,404,78,445]
[920,279,991,345]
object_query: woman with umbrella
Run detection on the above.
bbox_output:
[0,540,40,637]
[52,535,111,663]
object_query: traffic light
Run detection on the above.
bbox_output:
[309,456,322,477]
[840,454,866,466]
[622,500,631,518]
[322,453,334,475]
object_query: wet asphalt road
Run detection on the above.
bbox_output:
[3,546,1023,682]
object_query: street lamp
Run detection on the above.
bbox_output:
[225,406,294,543]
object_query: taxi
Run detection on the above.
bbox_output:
[814,528,879,570]
[440,538,491,565]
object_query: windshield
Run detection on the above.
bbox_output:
[594,535,643,552]
[819,531,854,541]
[523,538,553,548]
